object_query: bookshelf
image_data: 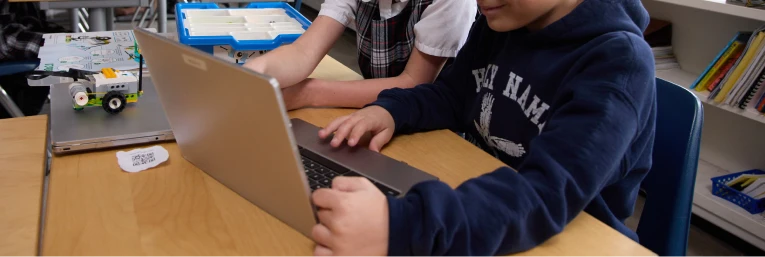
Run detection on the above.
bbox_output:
[643,0,765,251]
[656,69,765,125]
[652,0,765,22]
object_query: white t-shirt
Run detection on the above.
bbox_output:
[318,0,476,57]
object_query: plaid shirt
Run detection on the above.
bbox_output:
[355,0,433,79]
[0,22,42,61]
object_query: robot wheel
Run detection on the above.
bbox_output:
[102,91,127,114]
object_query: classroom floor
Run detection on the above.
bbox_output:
[42,5,761,256]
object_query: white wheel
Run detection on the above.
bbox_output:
[102,91,126,114]
[109,98,122,109]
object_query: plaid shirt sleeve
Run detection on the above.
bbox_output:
[0,23,43,61]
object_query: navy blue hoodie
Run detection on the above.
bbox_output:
[370,0,656,255]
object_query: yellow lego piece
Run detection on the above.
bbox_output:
[101,68,117,78]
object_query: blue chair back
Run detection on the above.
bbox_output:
[0,60,39,77]
[636,78,703,256]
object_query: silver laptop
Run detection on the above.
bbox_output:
[50,80,174,154]
[133,28,437,238]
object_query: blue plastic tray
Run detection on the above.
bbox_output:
[175,2,310,54]
[711,169,765,214]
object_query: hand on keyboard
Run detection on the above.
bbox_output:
[302,156,400,196]
[311,177,389,256]
[318,106,395,152]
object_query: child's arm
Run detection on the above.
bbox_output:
[293,48,447,109]
[245,15,447,109]
[291,0,477,109]
[386,42,656,255]
[243,15,347,88]
[317,37,479,149]
[318,21,484,147]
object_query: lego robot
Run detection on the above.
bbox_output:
[28,55,145,114]
[68,67,142,114]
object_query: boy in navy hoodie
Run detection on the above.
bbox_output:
[310,0,656,255]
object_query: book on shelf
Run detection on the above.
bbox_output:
[651,46,679,70]
[692,33,748,91]
[739,66,765,109]
[646,19,677,71]
[727,36,765,106]
[712,29,764,103]
[751,68,765,112]
[696,24,765,112]
[709,50,744,92]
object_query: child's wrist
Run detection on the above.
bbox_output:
[302,78,324,107]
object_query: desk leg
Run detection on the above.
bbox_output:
[106,8,114,31]
[159,0,167,33]
[88,8,107,31]
[106,8,115,31]
[69,9,79,32]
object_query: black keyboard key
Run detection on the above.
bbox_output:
[325,171,340,179]
[306,171,319,180]
[319,178,332,187]
[373,182,400,197]
[314,166,331,174]
[311,183,322,191]
[305,162,319,170]
[310,173,325,181]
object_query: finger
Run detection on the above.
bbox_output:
[332,176,373,192]
[330,116,363,147]
[369,128,394,152]
[316,208,334,227]
[319,116,350,139]
[312,188,343,209]
[314,244,333,256]
[346,122,369,147]
[312,223,333,246]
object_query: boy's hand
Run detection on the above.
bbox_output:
[311,177,389,256]
[318,106,395,152]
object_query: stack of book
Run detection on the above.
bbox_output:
[653,46,680,71]
[644,18,677,71]
[691,24,765,112]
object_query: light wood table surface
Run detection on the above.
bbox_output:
[0,115,48,255]
[42,56,655,256]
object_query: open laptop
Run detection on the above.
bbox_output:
[133,28,438,238]
[50,80,174,154]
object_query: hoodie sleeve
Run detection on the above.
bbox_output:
[368,20,485,134]
[386,35,655,255]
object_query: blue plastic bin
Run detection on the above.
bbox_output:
[175,2,311,63]
[710,169,765,214]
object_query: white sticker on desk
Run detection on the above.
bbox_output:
[116,145,169,173]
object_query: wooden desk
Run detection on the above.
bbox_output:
[42,57,655,256]
[0,115,48,255]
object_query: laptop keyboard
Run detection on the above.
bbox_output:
[301,155,400,197]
